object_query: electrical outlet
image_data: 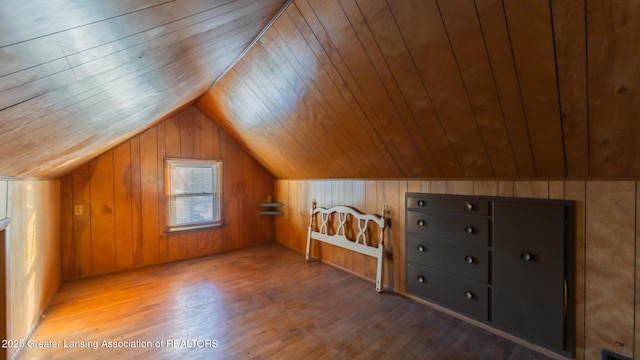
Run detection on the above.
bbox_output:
[74,205,83,216]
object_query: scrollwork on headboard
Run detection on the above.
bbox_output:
[305,199,389,292]
[309,199,387,244]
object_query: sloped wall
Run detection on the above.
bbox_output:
[0,179,61,359]
[275,179,637,360]
[60,106,276,279]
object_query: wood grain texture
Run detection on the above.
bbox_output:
[72,165,92,276]
[587,0,640,177]
[473,181,498,196]
[113,141,134,270]
[551,0,588,178]
[60,175,74,279]
[475,0,535,177]
[437,0,517,177]
[60,106,276,279]
[197,0,620,179]
[446,180,474,195]
[1,180,61,360]
[21,244,551,359]
[585,181,635,359]
[387,0,493,178]
[503,0,565,177]
[89,152,117,274]
[0,0,289,178]
[140,126,161,266]
[497,181,514,197]
[3,0,640,181]
[514,181,549,199]
[0,181,7,219]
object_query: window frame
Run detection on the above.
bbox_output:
[164,158,223,233]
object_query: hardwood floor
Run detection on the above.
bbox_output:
[20,244,551,359]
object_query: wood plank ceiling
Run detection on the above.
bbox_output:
[0,0,288,178]
[197,0,640,179]
[1,0,638,180]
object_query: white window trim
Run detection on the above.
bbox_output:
[164,158,223,233]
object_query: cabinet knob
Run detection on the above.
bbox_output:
[417,275,425,283]
[417,219,426,227]
[417,245,426,252]
[520,251,532,262]
[464,291,474,300]
[464,225,474,234]
[417,200,426,207]
[464,202,473,211]
[464,255,474,264]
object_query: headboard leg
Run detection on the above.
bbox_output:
[375,245,383,292]
[305,226,312,261]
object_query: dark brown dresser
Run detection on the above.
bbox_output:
[405,193,574,356]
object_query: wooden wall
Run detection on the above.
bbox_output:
[0,179,61,359]
[60,106,276,279]
[275,179,639,360]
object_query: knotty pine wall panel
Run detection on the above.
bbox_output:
[89,152,117,274]
[61,106,276,279]
[0,180,61,359]
[113,141,135,271]
[585,181,635,359]
[275,179,639,359]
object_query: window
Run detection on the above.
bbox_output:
[165,158,222,232]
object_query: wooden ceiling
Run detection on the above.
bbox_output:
[0,0,288,178]
[1,0,638,180]
[198,0,640,179]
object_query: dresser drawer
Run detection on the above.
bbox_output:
[407,211,489,246]
[406,235,489,283]
[407,194,489,216]
[407,263,489,320]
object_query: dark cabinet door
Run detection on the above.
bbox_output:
[492,201,567,351]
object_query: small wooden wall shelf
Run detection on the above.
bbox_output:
[258,202,284,215]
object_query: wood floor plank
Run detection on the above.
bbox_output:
[22,244,552,360]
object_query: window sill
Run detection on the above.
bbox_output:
[165,222,225,234]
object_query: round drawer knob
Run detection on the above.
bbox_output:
[417,245,426,252]
[417,275,425,283]
[464,255,474,264]
[464,226,473,234]
[417,200,426,207]
[520,251,532,262]
[417,219,426,227]
[464,291,474,300]
[464,202,473,211]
